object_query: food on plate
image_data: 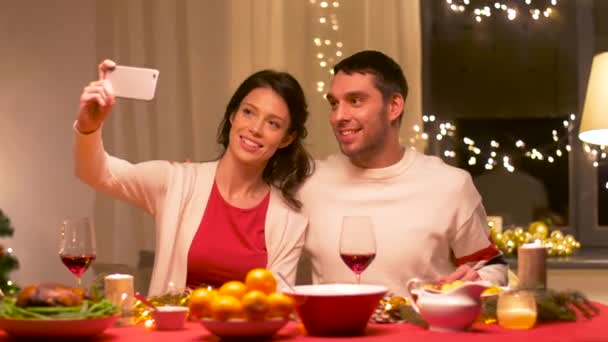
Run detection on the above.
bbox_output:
[423,280,466,292]
[189,268,294,322]
[0,283,119,320]
[16,283,86,307]
[482,286,504,297]
[422,281,503,297]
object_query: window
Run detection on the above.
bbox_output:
[422,0,608,246]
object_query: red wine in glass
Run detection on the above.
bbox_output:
[340,253,376,274]
[339,216,376,284]
[59,217,96,287]
[60,254,96,278]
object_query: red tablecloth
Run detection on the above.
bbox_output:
[2,303,607,342]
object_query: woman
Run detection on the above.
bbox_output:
[74,60,313,295]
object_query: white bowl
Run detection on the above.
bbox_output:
[151,305,189,330]
[284,283,387,336]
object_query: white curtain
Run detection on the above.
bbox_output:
[91,0,421,268]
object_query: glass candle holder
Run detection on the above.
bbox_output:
[497,290,537,330]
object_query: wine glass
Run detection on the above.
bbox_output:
[339,216,376,284]
[59,217,97,287]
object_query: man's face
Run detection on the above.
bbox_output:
[326,71,392,165]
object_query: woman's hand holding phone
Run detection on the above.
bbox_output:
[76,59,116,134]
[76,60,159,134]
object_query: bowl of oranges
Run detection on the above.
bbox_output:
[189,268,293,339]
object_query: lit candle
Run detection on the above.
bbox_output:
[497,290,537,330]
[518,242,547,290]
[104,274,134,324]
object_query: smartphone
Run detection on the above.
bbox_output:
[106,65,159,101]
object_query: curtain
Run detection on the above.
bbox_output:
[91,0,421,269]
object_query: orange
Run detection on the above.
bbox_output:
[210,295,244,321]
[218,281,247,300]
[188,287,217,319]
[241,290,269,321]
[266,292,294,319]
[245,268,277,295]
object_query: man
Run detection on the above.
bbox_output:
[299,50,507,295]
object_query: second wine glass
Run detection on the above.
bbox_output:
[59,217,97,287]
[339,216,376,284]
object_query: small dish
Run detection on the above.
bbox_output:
[151,305,188,330]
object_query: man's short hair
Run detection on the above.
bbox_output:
[333,50,408,104]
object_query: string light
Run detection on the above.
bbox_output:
[409,112,608,191]
[311,0,343,94]
[582,143,608,168]
[410,113,575,171]
[445,0,558,23]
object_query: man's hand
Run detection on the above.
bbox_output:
[439,264,481,284]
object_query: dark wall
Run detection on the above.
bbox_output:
[426,0,578,120]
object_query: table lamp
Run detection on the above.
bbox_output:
[579,52,608,145]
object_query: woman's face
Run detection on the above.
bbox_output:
[227,87,295,167]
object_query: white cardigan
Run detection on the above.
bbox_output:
[73,124,307,295]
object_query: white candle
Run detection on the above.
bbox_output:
[517,243,547,290]
[104,274,134,317]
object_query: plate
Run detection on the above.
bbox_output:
[0,315,118,339]
[200,318,288,339]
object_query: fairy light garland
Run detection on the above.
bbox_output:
[445,0,557,23]
[409,113,607,179]
[408,113,608,190]
[310,0,343,94]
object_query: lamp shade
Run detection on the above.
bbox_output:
[579,52,608,145]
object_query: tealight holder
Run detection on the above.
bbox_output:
[496,289,537,330]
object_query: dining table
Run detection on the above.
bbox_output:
[0,302,606,342]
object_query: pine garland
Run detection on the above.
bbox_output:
[376,289,600,327]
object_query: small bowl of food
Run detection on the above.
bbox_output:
[151,305,189,330]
